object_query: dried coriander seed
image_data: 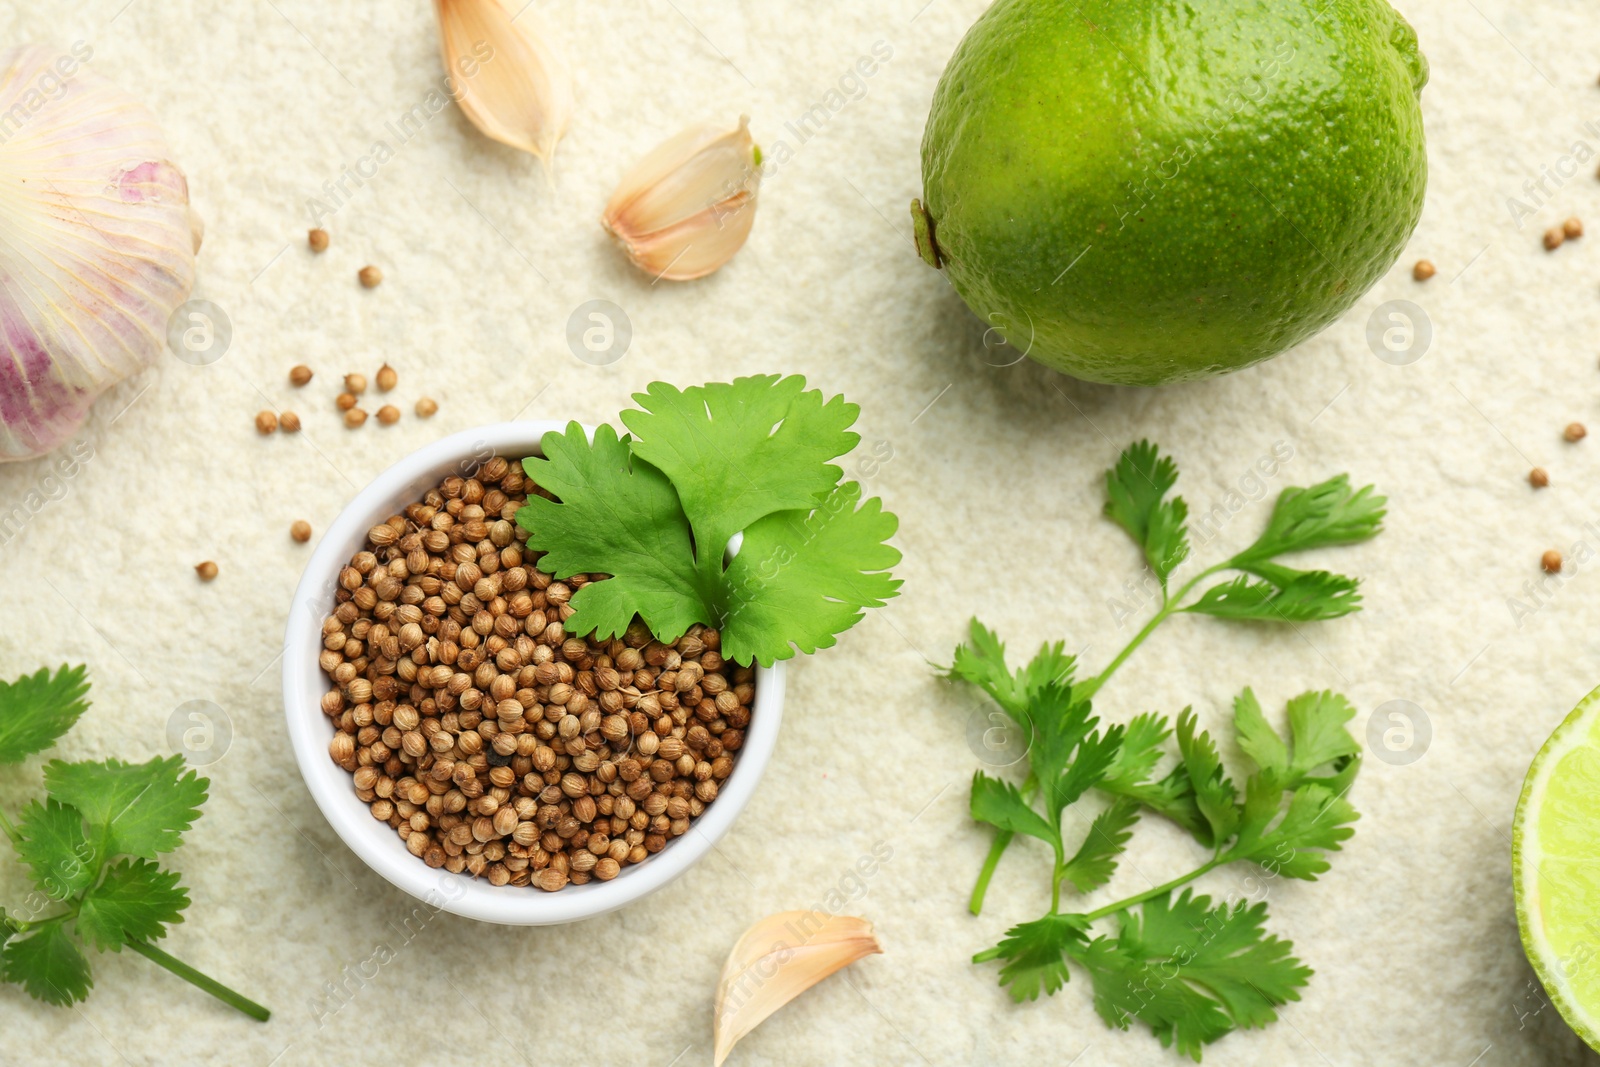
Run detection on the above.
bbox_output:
[377,405,400,426]
[415,397,438,418]
[376,363,397,391]
[1529,467,1550,488]
[345,408,369,429]
[314,456,754,891]
[1411,259,1435,282]
[345,373,368,395]
[279,411,302,433]
[1565,217,1585,240]
[195,561,219,582]
[255,411,278,435]
[291,520,313,543]
[358,265,383,288]
[1543,549,1563,574]
[1566,423,1587,443]
[290,364,314,386]
[308,228,329,253]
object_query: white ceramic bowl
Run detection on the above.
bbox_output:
[283,421,785,925]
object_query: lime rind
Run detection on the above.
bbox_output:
[1513,683,1600,1051]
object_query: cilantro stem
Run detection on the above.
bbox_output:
[970,827,1015,915]
[1076,564,1226,702]
[125,940,270,1022]
[0,806,17,847]
[1080,855,1227,923]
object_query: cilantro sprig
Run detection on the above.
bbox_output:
[1093,441,1385,685]
[517,376,901,666]
[941,442,1381,1060]
[0,665,268,1020]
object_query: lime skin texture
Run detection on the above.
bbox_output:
[916,0,1429,386]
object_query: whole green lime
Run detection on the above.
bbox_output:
[914,0,1429,386]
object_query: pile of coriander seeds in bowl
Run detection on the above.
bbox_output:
[316,454,754,891]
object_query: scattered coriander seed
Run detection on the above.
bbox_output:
[377,405,400,426]
[336,392,357,412]
[1545,226,1566,251]
[1565,217,1585,240]
[345,408,369,429]
[376,363,397,392]
[1543,549,1563,574]
[1529,467,1550,488]
[345,372,368,395]
[415,397,438,418]
[1566,422,1588,443]
[195,561,218,582]
[358,265,383,288]
[1412,259,1435,282]
[290,364,313,387]
[279,411,302,433]
[255,411,278,435]
[308,228,329,253]
[291,520,312,543]
[316,457,753,891]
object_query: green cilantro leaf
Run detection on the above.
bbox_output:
[519,379,899,665]
[1077,890,1311,1058]
[1105,441,1190,586]
[75,859,189,952]
[946,619,1077,721]
[1283,691,1361,781]
[1234,688,1361,791]
[1183,571,1362,622]
[719,482,902,664]
[1024,687,1098,803]
[44,756,208,860]
[946,618,1022,713]
[621,375,861,569]
[1060,797,1141,893]
[1100,712,1172,790]
[1071,934,1233,1056]
[1175,709,1239,845]
[1231,690,1288,779]
[970,772,1059,849]
[1227,782,1358,880]
[1234,475,1386,563]
[1049,726,1126,818]
[0,665,90,765]
[1098,765,1209,843]
[2,921,92,1006]
[519,423,708,645]
[13,799,96,899]
[973,913,1088,1002]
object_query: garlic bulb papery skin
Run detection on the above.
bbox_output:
[602,116,762,282]
[0,44,199,462]
[434,0,573,164]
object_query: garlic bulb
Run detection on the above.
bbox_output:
[602,116,762,281]
[433,0,572,164]
[0,44,199,462]
[713,911,883,1065]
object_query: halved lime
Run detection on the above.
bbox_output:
[1514,684,1600,1050]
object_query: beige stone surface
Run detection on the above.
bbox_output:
[2,0,1600,1063]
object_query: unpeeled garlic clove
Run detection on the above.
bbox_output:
[602,116,762,281]
[433,0,572,164]
[0,44,198,462]
[713,911,882,1065]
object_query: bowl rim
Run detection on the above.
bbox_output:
[282,421,785,926]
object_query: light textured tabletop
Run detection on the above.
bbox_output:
[2,1,1599,1064]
